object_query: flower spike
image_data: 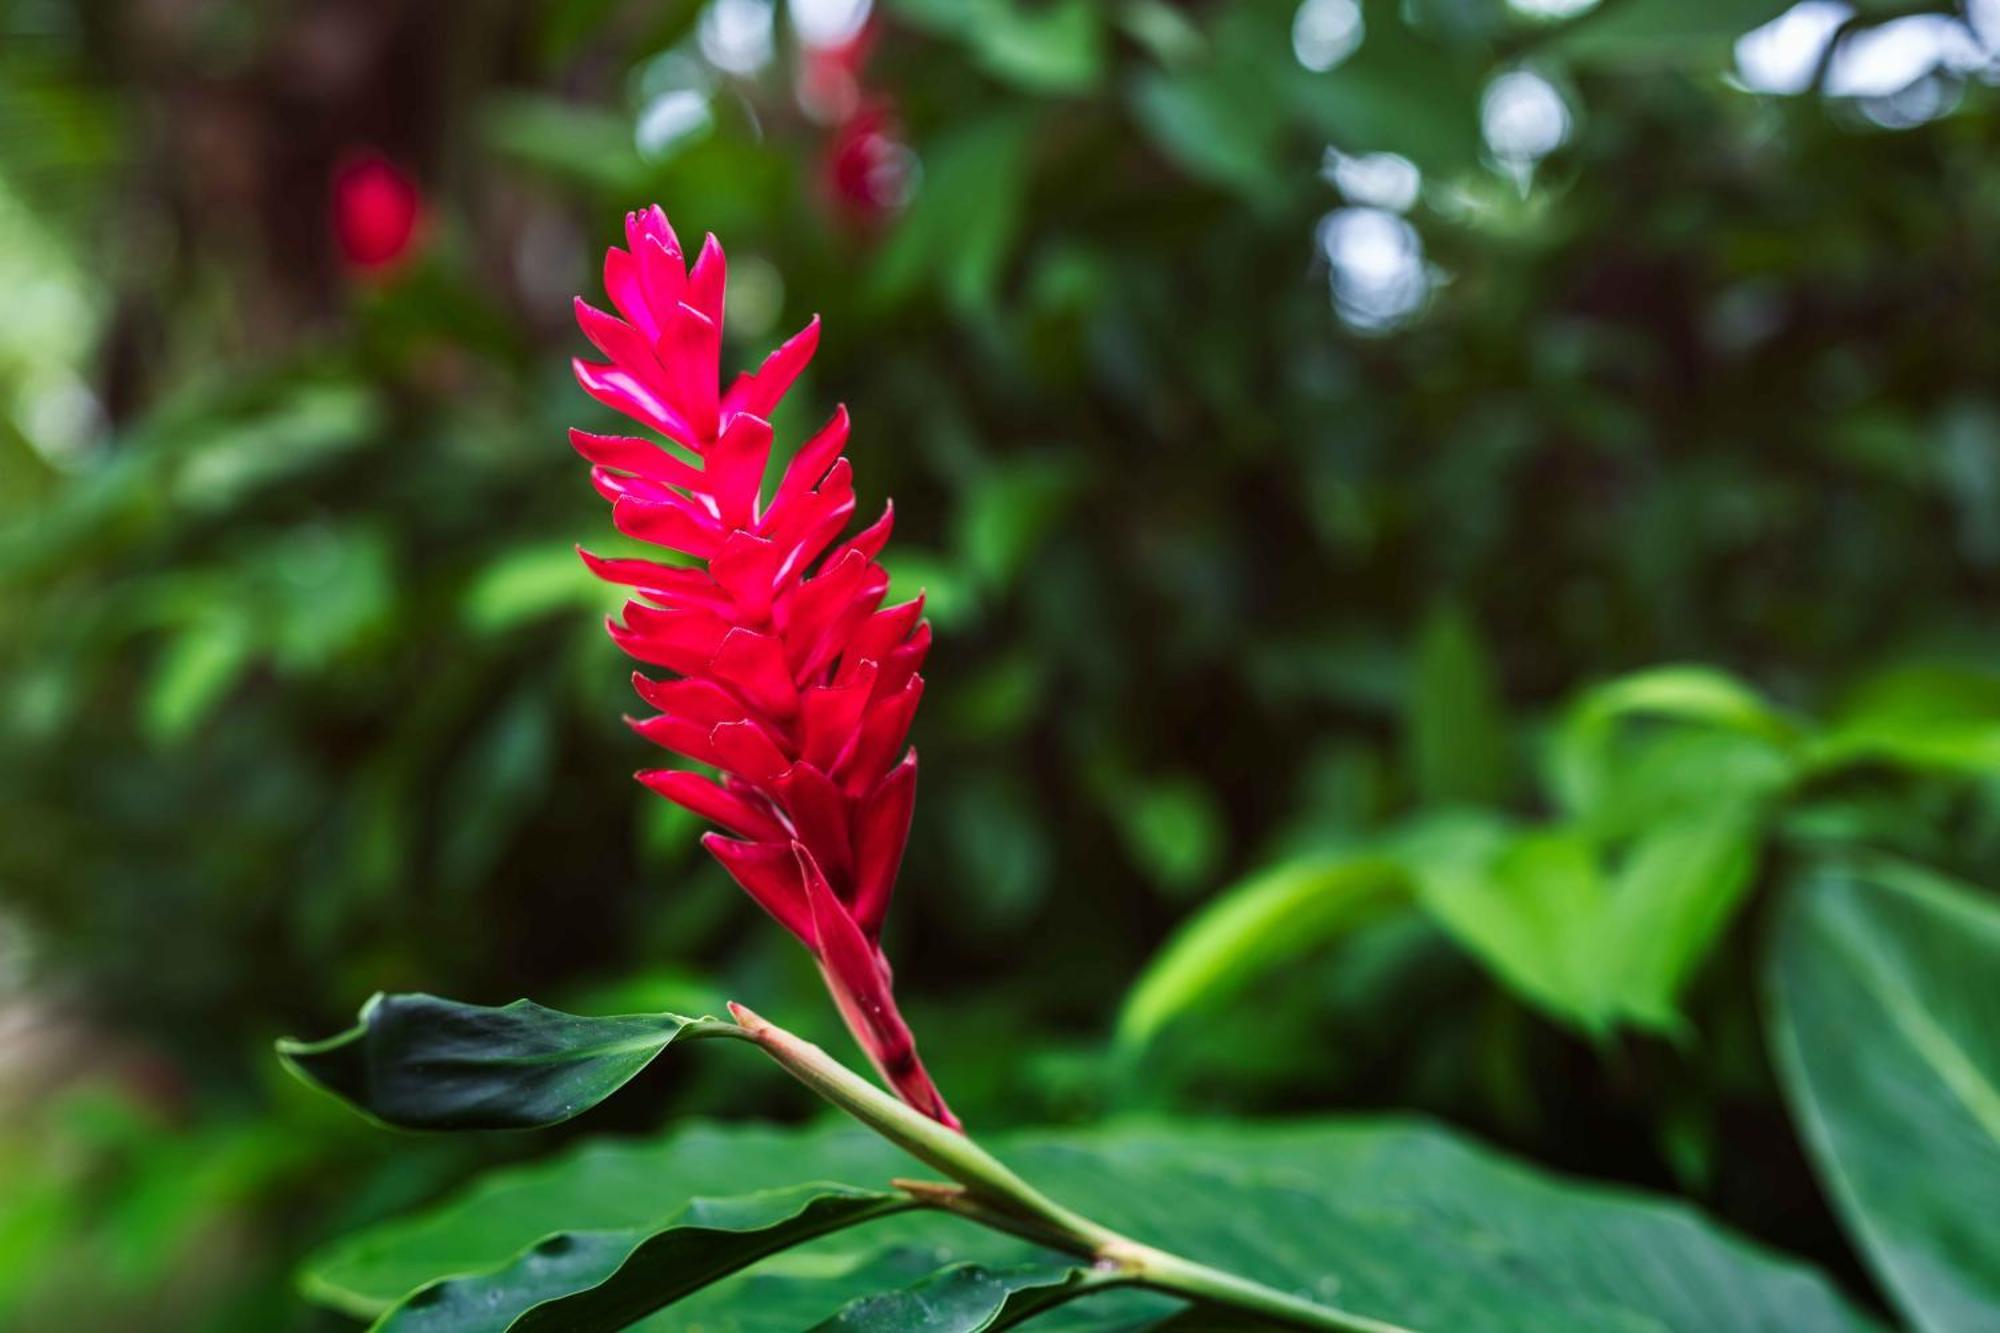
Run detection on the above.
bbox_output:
[571,205,958,1129]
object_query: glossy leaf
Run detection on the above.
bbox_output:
[374,1184,909,1332]
[1768,860,2000,1331]
[276,994,723,1131]
[304,1119,1878,1332]
[811,1262,1107,1331]
[1116,855,1410,1050]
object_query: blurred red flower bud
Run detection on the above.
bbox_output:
[825,103,913,226]
[331,150,422,272]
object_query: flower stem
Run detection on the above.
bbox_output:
[724,1003,1412,1333]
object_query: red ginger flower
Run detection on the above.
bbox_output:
[571,205,957,1129]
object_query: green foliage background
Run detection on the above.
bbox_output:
[1,0,1998,1327]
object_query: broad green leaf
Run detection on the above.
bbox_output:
[305,1119,1878,1332]
[1551,665,1800,820]
[812,1262,1108,1331]
[1117,855,1410,1050]
[1406,601,1507,807]
[1768,860,2000,1331]
[374,1184,909,1332]
[277,994,725,1131]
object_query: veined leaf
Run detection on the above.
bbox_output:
[812,1262,1109,1331]
[374,1184,910,1332]
[1768,859,2000,1331]
[277,994,731,1131]
[1116,855,1410,1050]
[305,1119,1878,1332]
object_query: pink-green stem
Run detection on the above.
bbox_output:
[719,1003,1412,1333]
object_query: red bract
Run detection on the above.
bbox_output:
[571,205,957,1129]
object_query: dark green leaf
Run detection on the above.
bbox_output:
[305,1119,1879,1332]
[1768,860,2000,1331]
[376,1184,909,1332]
[812,1262,1107,1331]
[276,994,722,1131]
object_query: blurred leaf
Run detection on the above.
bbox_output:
[1415,826,1615,1031]
[172,382,381,511]
[1130,65,1292,201]
[891,0,1106,95]
[304,1118,1877,1331]
[1552,0,1795,63]
[958,455,1085,592]
[373,1184,909,1333]
[483,95,647,192]
[143,611,252,744]
[1288,0,1485,171]
[1110,774,1227,897]
[882,549,980,630]
[1409,807,1761,1036]
[1406,601,1507,807]
[438,688,554,891]
[278,994,723,1131]
[464,545,614,634]
[1551,666,1800,821]
[1597,810,1761,1032]
[1118,854,1410,1049]
[1809,663,2000,778]
[942,772,1053,932]
[1768,859,2000,1332]
[871,113,1039,316]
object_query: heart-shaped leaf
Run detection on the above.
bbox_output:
[277,993,733,1131]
